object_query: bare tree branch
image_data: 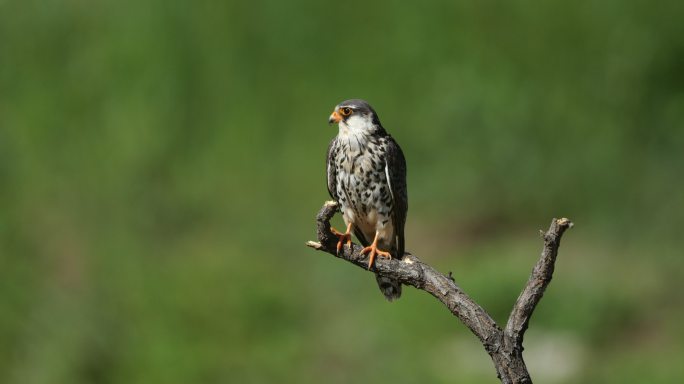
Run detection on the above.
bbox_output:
[306,201,573,384]
[505,218,574,346]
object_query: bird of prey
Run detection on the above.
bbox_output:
[325,99,408,301]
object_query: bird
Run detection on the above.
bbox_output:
[325,99,408,301]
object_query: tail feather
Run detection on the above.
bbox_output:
[376,274,402,301]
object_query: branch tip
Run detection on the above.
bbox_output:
[306,241,322,249]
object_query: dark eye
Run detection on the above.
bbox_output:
[340,107,352,116]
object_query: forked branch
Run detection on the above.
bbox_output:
[306,201,572,384]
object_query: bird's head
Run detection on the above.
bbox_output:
[328,99,382,135]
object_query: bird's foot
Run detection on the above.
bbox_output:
[330,225,352,255]
[360,244,392,270]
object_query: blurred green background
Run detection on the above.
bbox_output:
[1,0,683,383]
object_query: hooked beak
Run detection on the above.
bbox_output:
[328,110,342,125]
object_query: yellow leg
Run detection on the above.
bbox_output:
[330,223,352,255]
[360,231,392,270]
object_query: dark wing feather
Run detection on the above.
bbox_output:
[385,136,408,259]
[326,137,339,201]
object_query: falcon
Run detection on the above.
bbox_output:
[325,99,408,301]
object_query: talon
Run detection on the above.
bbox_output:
[330,223,352,255]
[360,234,392,270]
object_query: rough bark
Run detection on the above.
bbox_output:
[306,201,573,384]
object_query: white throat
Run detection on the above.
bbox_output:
[338,114,375,138]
